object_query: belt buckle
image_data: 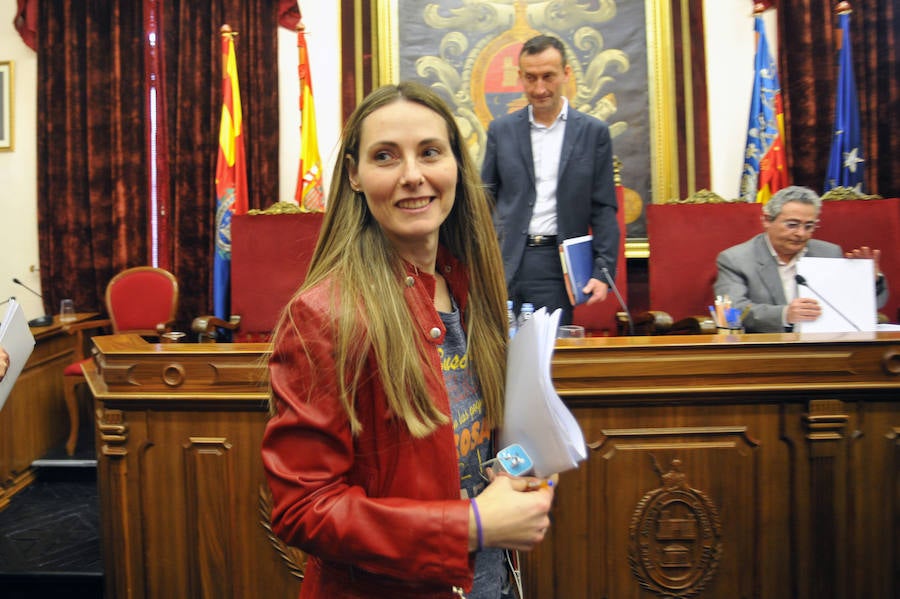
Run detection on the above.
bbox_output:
[532,234,545,245]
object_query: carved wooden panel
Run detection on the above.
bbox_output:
[590,426,757,599]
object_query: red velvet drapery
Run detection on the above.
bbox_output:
[777,0,900,196]
[36,1,285,327]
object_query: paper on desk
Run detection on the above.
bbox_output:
[498,307,587,478]
[0,299,37,411]
[796,257,877,333]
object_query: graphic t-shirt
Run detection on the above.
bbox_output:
[439,303,491,500]
[439,302,507,599]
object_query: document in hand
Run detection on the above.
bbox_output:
[0,299,37,411]
[498,307,587,478]
[558,234,593,306]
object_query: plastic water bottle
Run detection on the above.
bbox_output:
[517,302,535,331]
[507,300,518,338]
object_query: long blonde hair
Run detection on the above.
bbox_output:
[272,82,507,438]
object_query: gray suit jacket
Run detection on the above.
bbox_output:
[715,234,888,332]
[481,106,619,286]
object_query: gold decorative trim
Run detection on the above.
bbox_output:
[646,0,679,203]
[626,239,649,259]
[665,189,737,204]
[820,186,883,201]
[678,0,695,194]
[247,201,304,215]
[374,0,399,85]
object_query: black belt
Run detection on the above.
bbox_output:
[526,234,558,247]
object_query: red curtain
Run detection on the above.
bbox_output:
[37,1,148,316]
[36,1,281,327]
[778,0,900,196]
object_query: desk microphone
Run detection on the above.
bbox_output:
[11,278,54,327]
[601,266,634,336]
[794,274,860,332]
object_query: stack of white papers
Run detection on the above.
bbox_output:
[0,299,37,411]
[498,307,587,478]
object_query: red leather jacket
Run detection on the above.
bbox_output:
[262,248,476,598]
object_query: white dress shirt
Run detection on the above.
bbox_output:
[527,98,568,236]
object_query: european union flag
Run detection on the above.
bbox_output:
[824,10,864,192]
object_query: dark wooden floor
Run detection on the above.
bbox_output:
[0,426,104,598]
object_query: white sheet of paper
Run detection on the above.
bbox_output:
[796,257,876,333]
[499,307,587,478]
[0,299,37,411]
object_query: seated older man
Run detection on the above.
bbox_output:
[714,186,888,333]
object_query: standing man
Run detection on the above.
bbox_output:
[481,34,620,325]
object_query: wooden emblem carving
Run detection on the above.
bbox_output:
[629,458,722,597]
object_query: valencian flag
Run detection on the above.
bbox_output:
[740,14,788,204]
[824,7,863,192]
[294,24,324,212]
[214,25,248,322]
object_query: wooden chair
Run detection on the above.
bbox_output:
[61,267,179,455]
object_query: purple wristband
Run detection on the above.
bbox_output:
[470,498,483,551]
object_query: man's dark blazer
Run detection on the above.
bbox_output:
[481,106,619,288]
[715,233,889,332]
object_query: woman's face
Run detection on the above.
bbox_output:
[348,99,457,251]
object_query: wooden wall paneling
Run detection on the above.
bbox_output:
[96,406,146,599]
[530,333,900,599]
[0,318,92,507]
[87,336,301,599]
[849,399,900,599]
[86,332,900,598]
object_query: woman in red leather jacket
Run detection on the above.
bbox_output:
[261,82,556,598]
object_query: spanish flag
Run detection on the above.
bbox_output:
[294,23,325,212]
[213,25,248,322]
[739,13,788,204]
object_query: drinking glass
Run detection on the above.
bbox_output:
[59,299,76,323]
[557,325,586,339]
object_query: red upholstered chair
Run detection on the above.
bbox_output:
[815,198,900,323]
[647,202,761,323]
[230,212,324,341]
[62,267,179,455]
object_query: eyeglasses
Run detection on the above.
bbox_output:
[770,217,819,232]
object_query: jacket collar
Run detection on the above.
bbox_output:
[401,246,470,345]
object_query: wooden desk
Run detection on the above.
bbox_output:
[0,313,98,509]
[84,332,900,599]
[529,331,900,599]
[84,334,300,599]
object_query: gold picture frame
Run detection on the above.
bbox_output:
[0,61,13,151]
[365,0,696,256]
